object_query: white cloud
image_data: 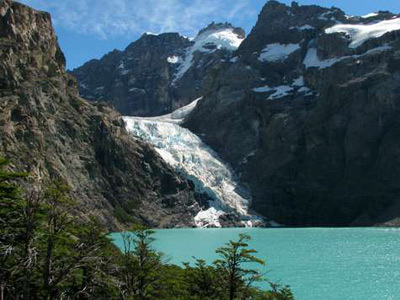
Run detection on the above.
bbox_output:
[18,0,255,39]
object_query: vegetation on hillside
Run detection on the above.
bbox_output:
[0,158,294,300]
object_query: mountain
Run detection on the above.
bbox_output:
[0,0,201,230]
[71,22,245,116]
[6,0,400,228]
[185,1,400,226]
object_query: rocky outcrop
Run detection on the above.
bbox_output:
[71,22,245,116]
[185,1,400,226]
[0,0,200,230]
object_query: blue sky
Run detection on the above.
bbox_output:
[19,0,400,70]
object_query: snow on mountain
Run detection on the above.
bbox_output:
[325,18,400,48]
[123,98,263,228]
[290,24,315,31]
[303,48,344,69]
[130,97,202,124]
[268,85,294,100]
[173,27,245,83]
[258,43,300,62]
[304,45,392,69]
[167,55,180,64]
[361,13,379,19]
[252,85,273,93]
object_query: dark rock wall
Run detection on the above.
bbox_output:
[185,1,400,226]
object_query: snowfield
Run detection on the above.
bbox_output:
[325,18,400,48]
[258,43,300,62]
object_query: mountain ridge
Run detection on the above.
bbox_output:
[0,0,201,230]
[71,22,245,116]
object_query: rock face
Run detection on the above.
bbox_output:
[0,0,200,230]
[71,22,245,116]
[185,1,400,226]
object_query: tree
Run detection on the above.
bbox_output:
[38,180,118,300]
[66,218,121,300]
[251,282,295,300]
[0,157,28,300]
[214,233,266,300]
[118,225,163,300]
[19,188,45,300]
[183,258,218,300]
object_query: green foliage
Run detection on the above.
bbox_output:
[0,158,295,300]
[0,158,30,298]
[214,233,266,300]
[113,203,135,224]
[251,283,295,300]
[183,258,219,300]
[117,225,163,300]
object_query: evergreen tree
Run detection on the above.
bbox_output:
[214,233,266,300]
[118,225,162,300]
[183,258,218,300]
[0,157,28,300]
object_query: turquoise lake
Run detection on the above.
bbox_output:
[111,228,400,300]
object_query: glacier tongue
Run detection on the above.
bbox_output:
[123,98,263,228]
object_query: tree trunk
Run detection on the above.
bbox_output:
[1,283,4,300]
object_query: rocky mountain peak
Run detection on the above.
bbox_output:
[72,19,244,116]
[0,0,65,88]
[238,1,347,58]
[197,22,245,39]
[127,32,191,52]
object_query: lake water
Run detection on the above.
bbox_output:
[111,228,400,300]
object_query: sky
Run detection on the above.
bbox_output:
[18,0,400,70]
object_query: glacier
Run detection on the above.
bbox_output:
[123,98,264,228]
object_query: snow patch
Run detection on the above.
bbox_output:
[173,28,244,83]
[304,45,392,69]
[303,48,344,69]
[252,85,272,93]
[117,62,129,75]
[291,25,314,31]
[268,86,294,100]
[292,76,304,87]
[253,76,311,98]
[361,13,379,19]
[319,11,335,21]
[258,43,300,62]
[325,18,400,48]
[230,56,239,63]
[167,55,179,64]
